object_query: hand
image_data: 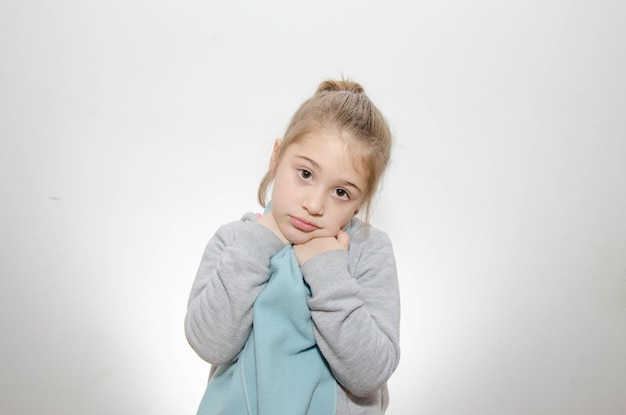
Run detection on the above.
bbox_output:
[293,230,350,265]
[256,211,289,245]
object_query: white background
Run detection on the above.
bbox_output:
[1,1,625,414]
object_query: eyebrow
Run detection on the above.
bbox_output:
[296,155,363,194]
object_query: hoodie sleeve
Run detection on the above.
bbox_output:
[185,215,284,365]
[300,227,401,397]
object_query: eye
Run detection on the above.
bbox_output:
[298,169,312,181]
[334,188,350,200]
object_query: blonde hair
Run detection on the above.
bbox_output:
[257,78,392,224]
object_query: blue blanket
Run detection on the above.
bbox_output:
[197,243,337,414]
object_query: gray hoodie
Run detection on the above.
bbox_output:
[186,213,401,414]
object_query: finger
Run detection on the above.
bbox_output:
[336,230,350,248]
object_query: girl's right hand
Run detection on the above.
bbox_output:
[256,211,289,245]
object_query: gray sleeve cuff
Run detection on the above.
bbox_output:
[233,219,285,265]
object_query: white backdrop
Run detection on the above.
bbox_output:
[1,1,625,414]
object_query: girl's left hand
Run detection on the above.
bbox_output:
[293,230,350,265]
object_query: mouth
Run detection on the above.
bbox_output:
[289,216,319,232]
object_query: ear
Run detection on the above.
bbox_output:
[353,208,360,216]
[269,139,282,174]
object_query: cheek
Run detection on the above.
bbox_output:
[333,209,356,230]
[270,175,290,204]
[270,188,286,211]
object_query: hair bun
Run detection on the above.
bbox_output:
[317,79,365,94]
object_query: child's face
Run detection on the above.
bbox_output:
[269,131,367,245]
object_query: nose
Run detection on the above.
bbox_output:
[302,188,325,216]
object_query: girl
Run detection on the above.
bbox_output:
[185,79,400,415]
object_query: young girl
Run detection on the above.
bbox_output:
[185,79,400,415]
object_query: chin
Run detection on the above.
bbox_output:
[286,234,315,245]
[281,228,319,245]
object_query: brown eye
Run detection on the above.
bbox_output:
[335,188,350,200]
[299,169,312,180]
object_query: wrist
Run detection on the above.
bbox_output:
[242,220,286,261]
[300,249,350,285]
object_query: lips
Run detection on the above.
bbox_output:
[289,216,318,232]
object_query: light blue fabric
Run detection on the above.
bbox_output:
[197,243,337,415]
